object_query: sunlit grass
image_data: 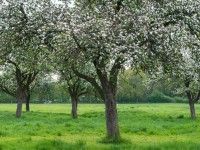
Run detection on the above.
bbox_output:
[0,103,200,149]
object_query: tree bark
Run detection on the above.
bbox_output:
[189,99,196,119]
[15,66,23,118]
[184,80,196,119]
[26,93,30,112]
[104,88,120,138]
[71,96,78,119]
[16,91,24,118]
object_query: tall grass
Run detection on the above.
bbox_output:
[0,103,200,149]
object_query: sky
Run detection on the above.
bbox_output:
[53,0,74,7]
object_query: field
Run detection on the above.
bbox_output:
[0,103,200,150]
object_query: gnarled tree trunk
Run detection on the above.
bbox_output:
[104,90,119,137]
[99,70,120,138]
[15,67,23,118]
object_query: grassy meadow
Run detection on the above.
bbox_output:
[0,103,200,150]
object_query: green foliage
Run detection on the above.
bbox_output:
[117,70,149,103]
[0,92,16,103]
[31,79,70,103]
[146,92,174,103]
[117,69,186,103]
[146,92,188,103]
[174,97,188,103]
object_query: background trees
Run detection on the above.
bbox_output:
[117,70,149,103]
[60,71,90,119]
[0,0,58,117]
[141,0,200,118]
[0,63,38,113]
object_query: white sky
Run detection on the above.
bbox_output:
[52,0,74,7]
[1,0,74,7]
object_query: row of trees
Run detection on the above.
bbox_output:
[0,0,199,138]
[0,69,187,103]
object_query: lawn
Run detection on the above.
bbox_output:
[0,103,200,150]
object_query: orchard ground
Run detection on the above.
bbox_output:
[0,103,200,150]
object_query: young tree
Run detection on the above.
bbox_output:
[60,71,89,119]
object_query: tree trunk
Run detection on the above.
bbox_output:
[72,60,121,137]
[16,91,24,118]
[104,90,120,138]
[71,96,78,119]
[189,99,196,119]
[26,93,30,112]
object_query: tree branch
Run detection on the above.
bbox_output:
[7,59,18,68]
[195,90,200,103]
[72,67,104,100]
[109,57,124,95]
[29,71,39,85]
[78,91,88,97]
[0,85,17,98]
[19,3,28,23]
[184,79,192,101]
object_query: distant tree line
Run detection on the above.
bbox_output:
[0,70,188,104]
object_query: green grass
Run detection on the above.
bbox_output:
[0,103,200,149]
